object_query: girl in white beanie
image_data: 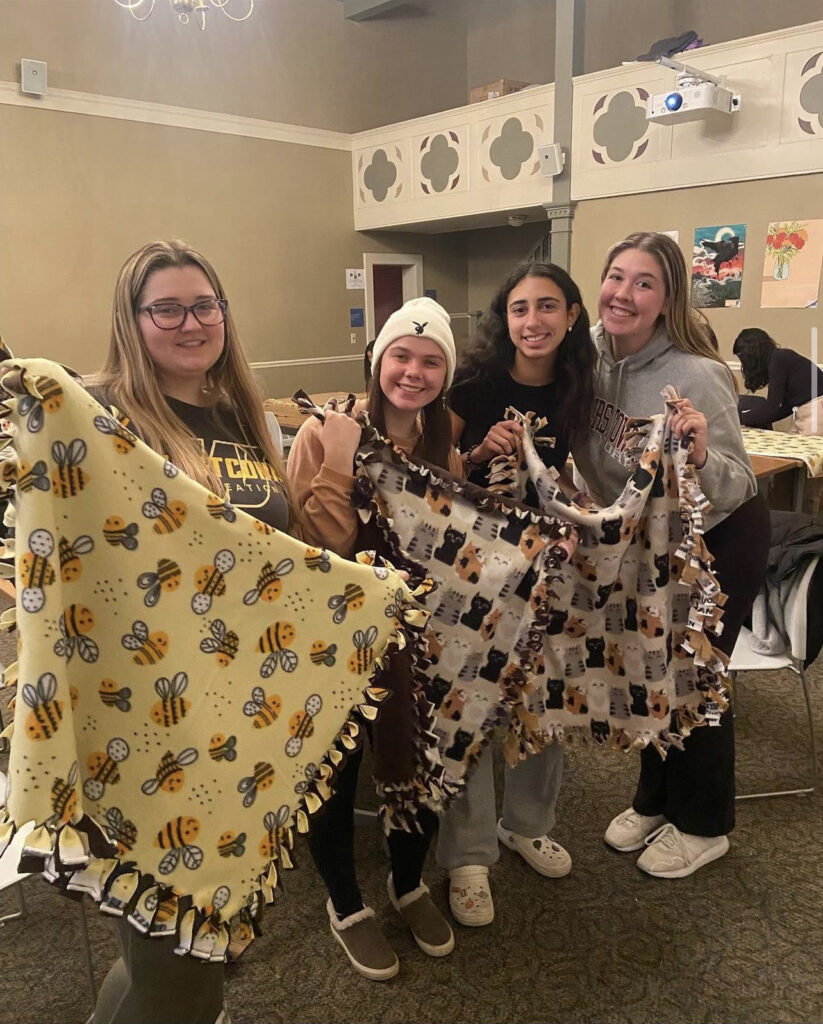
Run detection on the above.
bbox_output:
[288,295,462,980]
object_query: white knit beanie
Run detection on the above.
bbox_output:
[370,296,456,388]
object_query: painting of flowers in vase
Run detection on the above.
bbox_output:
[761,219,823,309]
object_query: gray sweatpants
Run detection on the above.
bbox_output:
[436,741,564,869]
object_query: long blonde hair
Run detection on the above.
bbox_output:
[601,232,735,388]
[88,240,296,525]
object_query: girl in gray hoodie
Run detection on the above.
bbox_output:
[573,231,768,879]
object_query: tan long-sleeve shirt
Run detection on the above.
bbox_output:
[287,405,463,557]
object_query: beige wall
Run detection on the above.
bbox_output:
[465,0,554,93]
[580,0,823,73]
[465,222,550,318]
[0,100,468,397]
[0,0,467,132]
[570,173,823,362]
[464,0,823,86]
[2,2,821,403]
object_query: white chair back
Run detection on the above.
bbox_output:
[784,554,820,662]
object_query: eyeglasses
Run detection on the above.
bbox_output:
[139,298,228,330]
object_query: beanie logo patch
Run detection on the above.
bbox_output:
[413,321,428,335]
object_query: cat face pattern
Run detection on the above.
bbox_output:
[355,392,728,779]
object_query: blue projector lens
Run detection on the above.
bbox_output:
[665,92,683,111]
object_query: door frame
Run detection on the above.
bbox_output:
[363,252,423,342]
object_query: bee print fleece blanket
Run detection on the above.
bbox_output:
[0,358,430,960]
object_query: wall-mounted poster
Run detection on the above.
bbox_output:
[760,219,823,309]
[691,224,745,308]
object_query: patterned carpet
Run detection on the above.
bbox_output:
[1,600,822,1023]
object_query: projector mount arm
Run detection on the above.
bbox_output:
[655,55,725,89]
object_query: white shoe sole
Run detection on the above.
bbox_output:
[604,814,666,853]
[497,823,571,877]
[638,835,729,879]
[329,922,399,981]
[449,901,494,927]
[605,833,652,853]
[448,867,494,927]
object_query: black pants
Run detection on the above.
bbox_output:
[633,494,769,836]
[307,745,437,919]
[92,917,224,1024]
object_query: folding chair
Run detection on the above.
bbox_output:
[731,554,819,800]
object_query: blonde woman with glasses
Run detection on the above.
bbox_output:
[86,239,296,1024]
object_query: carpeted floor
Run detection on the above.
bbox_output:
[1,608,822,1024]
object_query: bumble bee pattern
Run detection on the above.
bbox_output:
[48,762,79,827]
[93,413,138,454]
[208,733,238,762]
[51,439,89,497]
[191,549,235,614]
[141,747,198,795]
[58,533,94,583]
[137,558,182,607]
[122,620,169,665]
[19,529,56,612]
[142,487,188,534]
[22,672,64,740]
[19,376,63,432]
[200,619,240,666]
[0,358,429,956]
[242,686,282,728]
[256,622,298,677]
[84,738,130,801]
[104,806,138,855]
[150,673,190,727]
[103,515,139,550]
[54,604,98,663]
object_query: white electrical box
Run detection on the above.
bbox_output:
[21,59,47,96]
[537,144,565,177]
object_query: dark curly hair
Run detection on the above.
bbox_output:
[733,328,777,393]
[453,261,595,445]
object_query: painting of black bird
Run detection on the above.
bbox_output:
[701,235,740,274]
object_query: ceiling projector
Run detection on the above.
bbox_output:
[646,57,741,125]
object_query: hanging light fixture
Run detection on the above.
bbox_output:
[114,0,254,30]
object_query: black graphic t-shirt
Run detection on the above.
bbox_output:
[449,372,569,504]
[165,397,290,532]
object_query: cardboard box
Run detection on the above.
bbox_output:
[468,78,531,104]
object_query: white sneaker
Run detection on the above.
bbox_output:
[496,820,572,877]
[604,807,666,852]
[449,865,494,927]
[637,823,729,878]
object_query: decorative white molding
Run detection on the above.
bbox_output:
[250,354,362,369]
[571,20,823,201]
[0,80,351,151]
[352,84,556,230]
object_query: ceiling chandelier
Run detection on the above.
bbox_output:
[114,0,254,30]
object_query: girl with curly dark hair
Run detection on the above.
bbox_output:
[437,261,595,927]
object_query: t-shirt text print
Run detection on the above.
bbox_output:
[590,398,635,468]
[206,438,285,522]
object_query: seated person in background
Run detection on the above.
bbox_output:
[735,328,823,429]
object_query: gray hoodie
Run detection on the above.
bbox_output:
[572,321,756,531]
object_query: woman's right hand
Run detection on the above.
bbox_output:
[469,420,523,464]
[319,410,362,475]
